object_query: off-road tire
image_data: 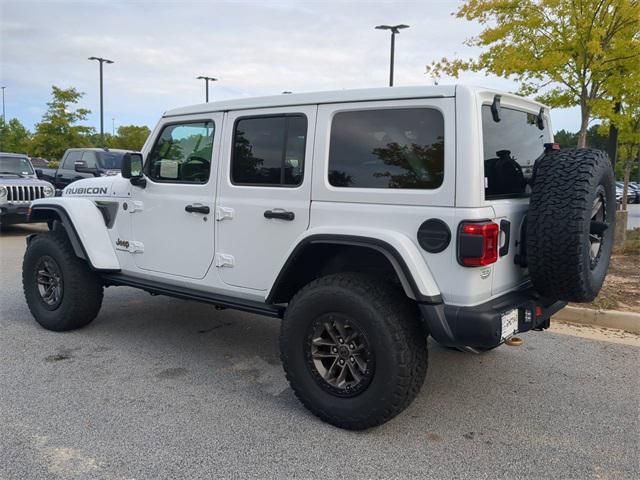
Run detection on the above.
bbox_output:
[22,231,103,331]
[280,273,428,430]
[527,148,615,302]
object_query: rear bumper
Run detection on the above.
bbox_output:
[420,287,566,349]
[0,203,30,225]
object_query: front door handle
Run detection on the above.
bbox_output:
[185,204,210,214]
[264,210,295,221]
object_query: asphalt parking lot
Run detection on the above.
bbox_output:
[1,224,639,480]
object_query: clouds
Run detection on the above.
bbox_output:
[0,0,579,132]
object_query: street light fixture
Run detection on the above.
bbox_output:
[196,76,218,103]
[88,56,114,143]
[375,24,409,87]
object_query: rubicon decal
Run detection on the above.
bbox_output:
[66,186,108,195]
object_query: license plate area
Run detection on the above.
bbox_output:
[500,308,519,340]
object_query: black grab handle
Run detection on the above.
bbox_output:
[264,210,295,221]
[185,204,210,214]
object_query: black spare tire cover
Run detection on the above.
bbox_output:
[526,148,615,302]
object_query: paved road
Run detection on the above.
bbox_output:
[1,224,639,480]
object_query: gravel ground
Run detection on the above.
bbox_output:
[1,224,639,480]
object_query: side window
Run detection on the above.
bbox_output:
[62,151,82,169]
[232,115,307,186]
[328,108,444,189]
[146,121,214,183]
[81,151,98,168]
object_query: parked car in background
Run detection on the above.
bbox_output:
[37,148,130,189]
[29,157,51,169]
[615,181,639,204]
[0,152,55,226]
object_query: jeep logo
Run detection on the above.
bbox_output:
[66,187,108,195]
[116,238,130,249]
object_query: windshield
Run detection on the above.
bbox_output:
[0,156,34,175]
[482,105,551,199]
[99,152,125,169]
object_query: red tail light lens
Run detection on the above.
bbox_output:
[458,221,499,266]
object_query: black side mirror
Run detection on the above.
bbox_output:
[121,152,146,188]
[74,161,99,176]
[35,168,43,178]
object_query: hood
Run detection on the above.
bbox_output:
[0,176,54,187]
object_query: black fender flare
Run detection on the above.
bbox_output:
[266,234,443,305]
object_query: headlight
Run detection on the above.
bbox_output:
[43,185,55,197]
[0,185,7,198]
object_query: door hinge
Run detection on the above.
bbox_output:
[215,253,235,267]
[127,201,144,213]
[215,206,235,221]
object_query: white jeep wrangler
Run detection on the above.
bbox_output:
[22,86,615,430]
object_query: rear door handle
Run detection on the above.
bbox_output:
[185,204,210,214]
[264,210,295,221]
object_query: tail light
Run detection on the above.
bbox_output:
[458,221,499,266]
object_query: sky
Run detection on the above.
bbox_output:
[0,0,581,134]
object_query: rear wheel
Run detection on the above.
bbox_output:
[280,273,428,430]
[22,231,103,331]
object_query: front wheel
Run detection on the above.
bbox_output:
[279,273,428,430]
[22,231,104,331]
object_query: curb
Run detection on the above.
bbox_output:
[553,306,640,335]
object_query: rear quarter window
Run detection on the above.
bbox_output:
[328,108,444,189]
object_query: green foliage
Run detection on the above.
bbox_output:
[0,117,33,153]
[48,161,60,169]
[427,0,640,148]
[111,125,151,151]
[30,86,95,161]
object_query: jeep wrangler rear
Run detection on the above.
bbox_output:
[21,86,615,430]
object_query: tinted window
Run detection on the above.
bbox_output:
[99,151,125,169]
[482,105,551,199]
[81,151,98,168]
[328,108,444,189]
[146,121,214,183]
[62,151,82,169]
[0,156,33,175]
[232,115,307,186]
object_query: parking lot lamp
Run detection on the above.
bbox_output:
[197,76,218,103]
[375,24,409,86]
[88,57,114,143]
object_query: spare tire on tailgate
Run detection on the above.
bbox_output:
[527,148,615,302]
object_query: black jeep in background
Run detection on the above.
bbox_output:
[37,148,130,189]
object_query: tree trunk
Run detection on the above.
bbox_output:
[621,146,633,211]
[577,103,590,148]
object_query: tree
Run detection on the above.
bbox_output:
[30,86,94,161]
[112,125,151,151]
[427,0,640,148]
[0,117,32,153]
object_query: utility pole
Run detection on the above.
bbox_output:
[112,118,115,136]
[375,24,409,86]
[88,56,114,143]
[196,76,218,103]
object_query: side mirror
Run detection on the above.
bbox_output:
[35,168,43,178]
[121,152,146,188]
[74,161,99,176]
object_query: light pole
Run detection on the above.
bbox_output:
[196,76,218,103]
[112,118,115,136]
[88,56,114,143]
[1,86,5,124]
[375,24,409,86]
